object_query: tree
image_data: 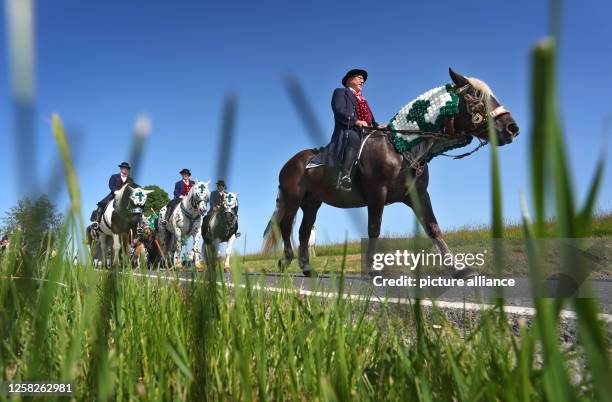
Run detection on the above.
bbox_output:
[143,185,169,214]
[2,195,63,255]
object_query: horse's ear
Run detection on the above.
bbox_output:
[449,67,469,87]
[143,189,154,195]
[205,180,210,186]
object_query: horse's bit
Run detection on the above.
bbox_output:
[453,83,510,136]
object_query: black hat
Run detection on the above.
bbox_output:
[216,180,226,187]
[118,162,131,170]
[179,169,191,176]
[342,69,368,87]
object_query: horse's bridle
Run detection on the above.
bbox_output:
[453,83,510,137]
[183,192,208,220]
[222,208,238,238]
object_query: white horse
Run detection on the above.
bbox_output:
[158,180,210,269]
[94,184,153,268]
[203,192,239,271]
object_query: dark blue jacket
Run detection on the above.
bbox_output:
[174,180,195,199]
[109,173,133,193]
[327,88,378,165]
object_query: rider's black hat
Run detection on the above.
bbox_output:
[118,162,131,170]
[216,180,226,187]
[179,168,191,176]
[342,69,368,87]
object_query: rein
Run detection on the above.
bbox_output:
[360,126,487,161]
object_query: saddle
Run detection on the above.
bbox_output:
[160,198,182,224]
[306,129,372,170]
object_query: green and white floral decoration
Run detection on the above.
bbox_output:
[387,84,472,163]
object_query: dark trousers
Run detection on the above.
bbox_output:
[341,129,362,176]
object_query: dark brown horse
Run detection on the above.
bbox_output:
[263,69,519,277]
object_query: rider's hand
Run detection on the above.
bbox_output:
[355,120,369,127]
[377,123,388,129]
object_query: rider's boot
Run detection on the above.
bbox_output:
[337,142,358,191]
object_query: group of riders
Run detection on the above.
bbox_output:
[89,67,375,236]
[89,162,238,247]
[85,68,380,269]
[90,162,240,270]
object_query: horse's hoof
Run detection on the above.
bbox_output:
[278,259,288,270]
[302,265,314,277]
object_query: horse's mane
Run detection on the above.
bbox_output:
[467,77,495,104]
[114,183,140,202]
[114,184,128,200]
[310,146,326,154]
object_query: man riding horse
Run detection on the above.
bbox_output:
[157,168,195,225]
[91,161,135,230]
[329,69,386,191]
[264,68,520,278]
[203,180,240,239]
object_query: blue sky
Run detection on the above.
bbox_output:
[1,0,611,253]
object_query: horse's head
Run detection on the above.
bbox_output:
[189,180,210,216]
[115,185,153,212]
[220,192,238,229]
[113,185,153,231]
[448,68,519,145]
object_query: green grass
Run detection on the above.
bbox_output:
[1,14,612,401]
[244,213,612,277]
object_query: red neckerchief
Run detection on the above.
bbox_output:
[350,88,373,125]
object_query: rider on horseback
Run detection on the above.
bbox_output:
[203,180,240,239]
[174,169,195,199]
[159,169,195,224]
[329,69,386,191]
[91,162,134,230]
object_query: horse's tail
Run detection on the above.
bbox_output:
[262,188,284,255]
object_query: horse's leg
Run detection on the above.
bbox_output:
[112,234,121,267]
[160,226,173,270]
[98,234,107,268]
[406,188,475,278]
[192,219,204,271]
[364,187,387,274]
[298,195,322,276]
[224,234,237,271]
[170,213,183,269]
[173,226,183,269]
[278,203,298,269]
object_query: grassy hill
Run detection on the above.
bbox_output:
[242,213,612,277]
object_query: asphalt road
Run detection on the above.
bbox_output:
[127,268,612,322]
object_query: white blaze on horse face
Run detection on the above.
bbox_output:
[223,192,238,209]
